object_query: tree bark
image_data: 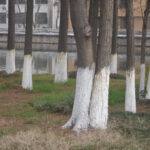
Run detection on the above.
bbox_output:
[22,0,33,90]
[6,0,16,74]
[125,0,136,113]
[90,0,114,129]
[140,0,150,99]
[89,0,99,61]
[110,0,118,74]
[62,0,95,132]
[55,0,69,83]
[24,0,33,56]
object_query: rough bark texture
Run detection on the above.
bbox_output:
[89,0,114,129]
[62,0,94,131]
[125,0,136,113]
[141,0,150,64]
[96,0,114,73]
[111,0,118,55]
[58,0,69,52]
[70,0,94,68]
[139,0,150,100]
[24,0,33,55]
[89,0,99,61]
[7,0,15,50]
[125,0,135,71]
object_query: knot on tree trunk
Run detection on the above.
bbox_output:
[83,25,92,37]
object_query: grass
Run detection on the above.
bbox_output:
[0,72,150,149]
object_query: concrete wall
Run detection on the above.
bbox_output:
[1,32,150,56]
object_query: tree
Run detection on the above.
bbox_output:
[22,0,33,90]
[62,0,95,131]
[110,0,118,74]
[140,0,150,99]
[125,0,136,113]
[54,0,69,83]
[89,0,99,60]
[89,0,114,129]
[6,0,15,74]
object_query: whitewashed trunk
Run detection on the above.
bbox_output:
[146,69,150,99]
[22,55,33,90]
[54,52,67,82]
[139,64,145,100]
[62,65,95,132]
[125,69,136,113]
[6,49,16,74]
[89,67,110,129]
[110,54,117,74]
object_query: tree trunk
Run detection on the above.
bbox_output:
[55,0,69,83]
[89,0,99,61]
[125,0,136,113]
[110,0,118,74]
[140,0,150,99]
[62,0,94,132]
[89,0,114,129]
[6,0,15,74]
[22,0,33,90]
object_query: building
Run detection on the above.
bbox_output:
[0,0,148,32]
[0,0,61,30]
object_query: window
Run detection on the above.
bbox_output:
[35,13,47,24]
[15,13,26,24]
[120,17,126,29]
[15,0,26,4]
[35,0,48,4]
[0,13,6,24]
[119,0,125,9]
[0,0,6,5]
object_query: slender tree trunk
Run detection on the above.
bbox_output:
[22,0,33,90]
[110,0,118,74]
[62,0,94,132]
[89,0,99,61]
[141,0,150,99]
[125,0,136,113]
[55,0,69,83]
[89,0,114,129]
[6,0,15,74]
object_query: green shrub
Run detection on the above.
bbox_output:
[34,94,74,114]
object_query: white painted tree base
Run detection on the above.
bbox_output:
[62,65,95,132]
[22,55,33,90]
[6,49,16,74]
[125,69,136,113]
[139,64,145,100]
[54,52,67,83]
[146,69,150,99]
[89,67,110,129]
[110,54,117,74]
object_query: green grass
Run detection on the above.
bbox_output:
[109,87,125,106]
[2,107,45,118]
[23,120,34,125]
[0,83,11,91]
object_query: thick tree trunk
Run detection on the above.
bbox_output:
[125,0,136,113]
[89,0,99,61]
[141,0,150,99]
[55,0,69,83]
[89,0,114,129]
[6,0,15,74]
[110,0,118,74]
[62,0,94,132]
[22,0,33,90]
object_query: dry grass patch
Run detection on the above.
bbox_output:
[0,128,123,150]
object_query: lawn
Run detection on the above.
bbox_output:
[0,71,149,150]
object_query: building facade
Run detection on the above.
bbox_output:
[0,0,148,32]
[0,0,61,30]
